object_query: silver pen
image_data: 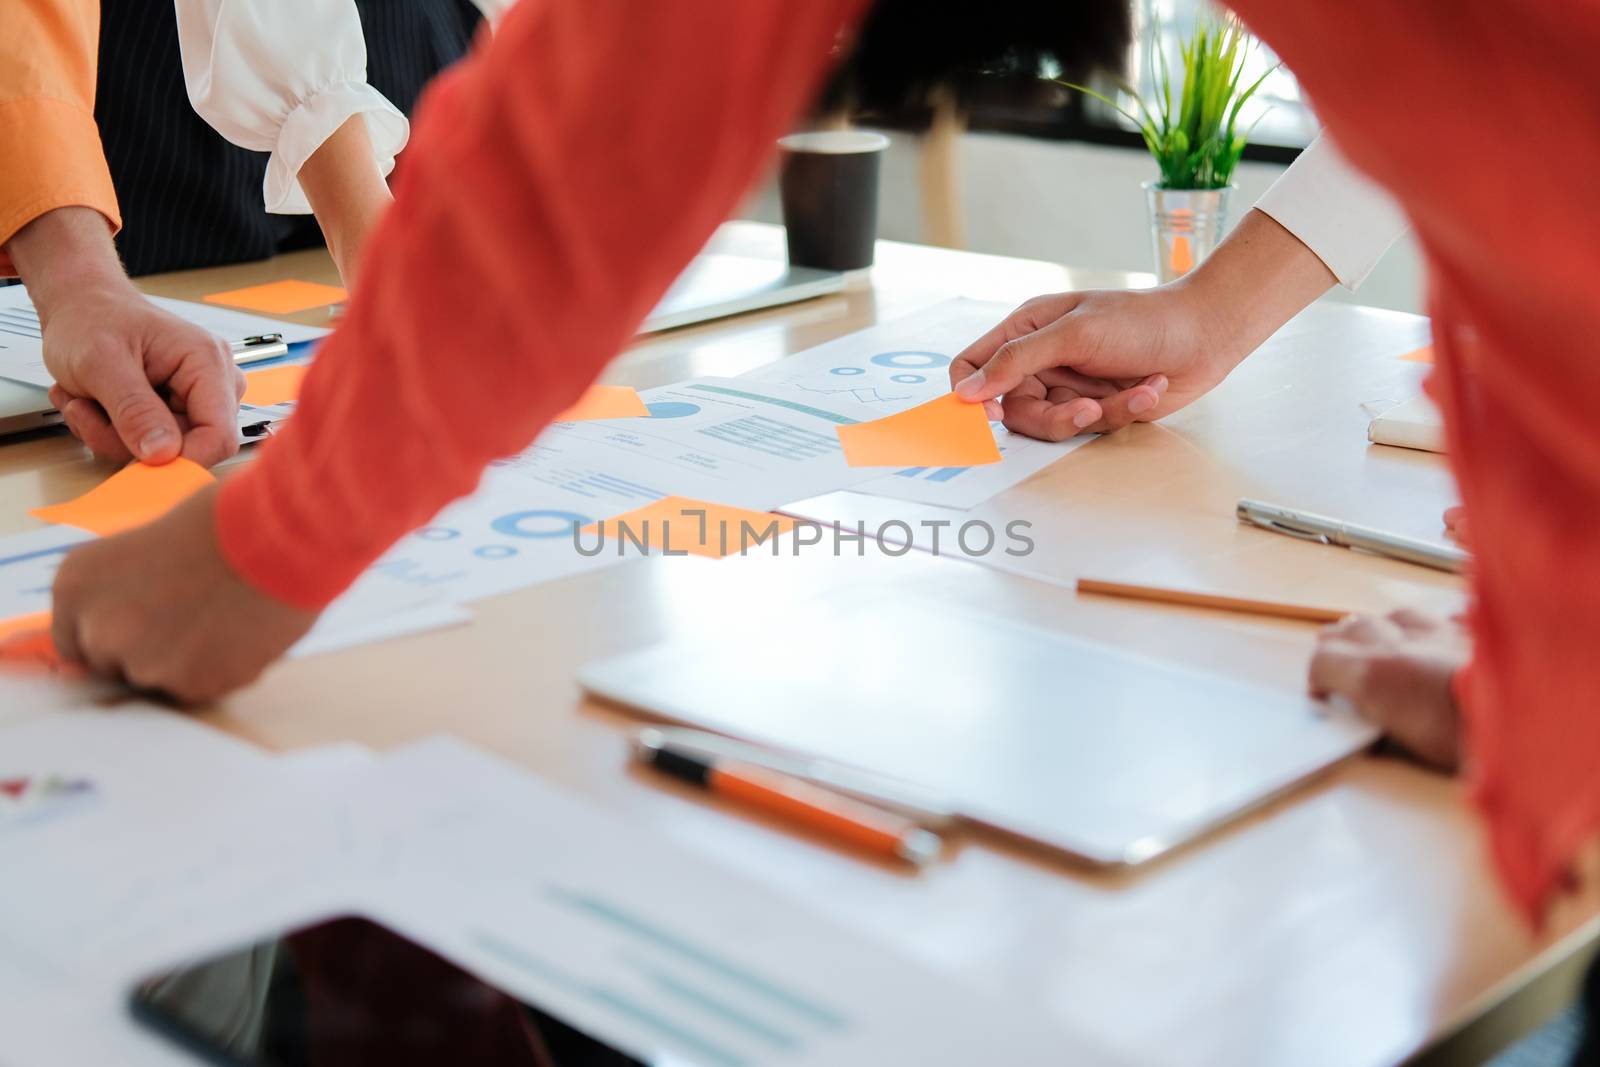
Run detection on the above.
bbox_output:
[1236,498,1468,574]
[229,333,288,366]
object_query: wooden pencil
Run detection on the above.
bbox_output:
[1075,578,1349,624]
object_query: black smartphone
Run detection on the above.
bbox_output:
[129,915,651,1066]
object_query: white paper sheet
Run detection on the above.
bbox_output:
[0,525,94,621]
[0,712,368,1067]
[742,299,1098,509]
[0,524,469,716]
[366,375,892,604]
[0,286,329,388]
[525,376,878,511]
[0,728,1091,1067]
[345,740,1093,1066]
[367,465,635,605]
[288,568,472,658]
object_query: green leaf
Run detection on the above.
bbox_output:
[1056,15,1272,189]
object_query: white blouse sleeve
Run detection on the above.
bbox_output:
[467,0,517,25]
[175,0,410,215]
[1253,133,1409,290]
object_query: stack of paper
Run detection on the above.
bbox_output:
[0,710,1081,1066]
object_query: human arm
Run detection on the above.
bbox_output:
[2,0,242,465]
[295,114,391,286]
[0,0,121,276]
[51,0,866,700]
[951,135,1409,440]
[174,0,406,284]
[1308,609,1467,773]
[9,208,244,464]
[950,207,1337,439]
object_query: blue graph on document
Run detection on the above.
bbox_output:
[894,434,1007,483]
[792,383,912,406]
[894,465,969,482]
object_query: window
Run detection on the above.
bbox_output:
[856,0,1316,164]
[1108,0,1317,150]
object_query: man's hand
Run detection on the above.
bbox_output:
[6,207,245,466]
[42,285,246,465]
[951,209,1339,441]
[1309,609,1468,772]
[51,486,318,704]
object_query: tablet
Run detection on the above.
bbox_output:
[581,595,1377,867]
[131,914,658,1067]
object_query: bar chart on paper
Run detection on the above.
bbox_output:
[370,472,630,605]
[743,300,1098,509]
[367,377,883,604]
[355,740,1074,1067]
[473,887,854,1067]
[0,527,94,622]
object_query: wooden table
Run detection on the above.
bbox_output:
[3,222,1594,1066]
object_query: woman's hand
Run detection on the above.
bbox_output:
[1309,609,1468,772]
[952,208,1339,441]
[950,286,1231,439]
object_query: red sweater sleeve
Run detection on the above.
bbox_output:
[215,0,864,609]
[1227,0,1600,920]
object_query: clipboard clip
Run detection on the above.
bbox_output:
[230,334,289,366]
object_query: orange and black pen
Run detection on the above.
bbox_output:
[635,734,942,868]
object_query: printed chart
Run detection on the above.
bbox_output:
[745,300,1098,509]
[0,527,94,622]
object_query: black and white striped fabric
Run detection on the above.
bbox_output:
[95,0,483,277]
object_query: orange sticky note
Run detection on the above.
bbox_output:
[30,458,215,536]
[553,385,650,422]
[0,613,65,673]
[836,392,1002,468]
[1400,345,1434,364]
[582,496,796,558]
[203,279,348,314]
[242,364,308,407]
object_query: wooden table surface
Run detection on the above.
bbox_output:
[3,222,1595,1066]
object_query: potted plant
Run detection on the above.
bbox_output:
[1066,18,1272,282]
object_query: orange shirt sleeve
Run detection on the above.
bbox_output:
[214,0,865,609]
[0,0,122,276]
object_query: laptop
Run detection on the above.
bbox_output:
[641,253,844,334]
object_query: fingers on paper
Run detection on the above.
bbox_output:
[58,396,136,464]
[175,362,245,467]
[999,387,1102,442]
[953,295,1082,402]
[997,374,1167,442]
[92,358,185,464]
